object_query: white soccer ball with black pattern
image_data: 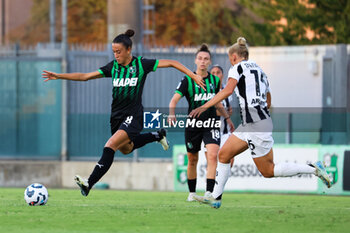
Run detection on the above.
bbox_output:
[24,183,49,206]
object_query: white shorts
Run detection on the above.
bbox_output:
[232,118,274,158]
[220,133,231,148]
[201,132,231,152]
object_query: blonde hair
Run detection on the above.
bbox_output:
[228,37,249,60]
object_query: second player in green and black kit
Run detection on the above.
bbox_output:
[169,44,233,201]
[175,72,221,152]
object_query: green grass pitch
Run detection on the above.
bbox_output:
[0,188,349,233]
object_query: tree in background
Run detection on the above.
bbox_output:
[153,0,196,46]
[224,0,284,46]
[307,0,350,44]
[190,0,234,45]
[6,0,348,46]
[154,0,284,46]
[8,0,107,45]
[7,0,52,45]
[240,0,350,45]
[155,0,349,46]
[67,0,107,43]
[154,0,239,46]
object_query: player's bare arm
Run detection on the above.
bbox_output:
[168,93,181,126]
[215,102,235,133]
[157,59,205,90]
[190,78,237,118]
[42,70,103,82]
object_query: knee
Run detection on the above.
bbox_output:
[206,152,218,164]
[218,150,231,164]
[257,162,275,178]
[105,140,117,151]
[119,144,132,155]
[119,146,132,155]
[260,169,274,178]
[119,148,131,155]
[187,155,198,166]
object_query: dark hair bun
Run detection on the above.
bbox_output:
[196,43,211,57]
[199,43,209,52]
[125,29,135,38]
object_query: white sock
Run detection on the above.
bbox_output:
[273,163,315,177]
[212,162,231,199]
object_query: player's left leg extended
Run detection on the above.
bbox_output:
[186,151,199,202]
[253,149,314,178]
[131,128,169,151]
[253,149,331,188]
[205,143,220,194]
[212,134,248,199]
[195,134,248,208]
[75,129,131,196]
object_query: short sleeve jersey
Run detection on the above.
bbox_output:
[227,60,270,125]
[176,72,220,121]
[99,56,159,119]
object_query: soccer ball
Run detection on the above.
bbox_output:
[24,183,49,206]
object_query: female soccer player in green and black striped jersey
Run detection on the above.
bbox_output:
[168,44,234,201]
[42,29,204,197]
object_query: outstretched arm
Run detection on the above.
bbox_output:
[190,78,237,118]
[168,93,182,126]
[157,59,205,90]
[42,70,103,82]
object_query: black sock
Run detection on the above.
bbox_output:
[87,147,115,189]
[132,132,159,150]
[187,178,197,193]
[206,179,215,192]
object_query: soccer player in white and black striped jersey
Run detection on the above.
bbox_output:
[190,37,332,208]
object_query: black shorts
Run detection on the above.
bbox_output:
[185,128,221,153]
[110,111,143,141]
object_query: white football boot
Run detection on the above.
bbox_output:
[157,128,169,151]
[74,175,90,196]
[186,193,197,202]
[312,161,332,188]
[194,191,222,209]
